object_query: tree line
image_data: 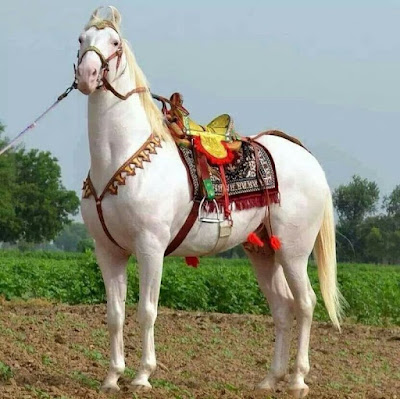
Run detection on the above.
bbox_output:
[1,122,399,263]
[334,175,400,264]
[0,123,79,245]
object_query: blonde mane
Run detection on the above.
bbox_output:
[86,7,170,142]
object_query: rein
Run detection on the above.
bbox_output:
[0,82,76,156]
[0,20,180,158]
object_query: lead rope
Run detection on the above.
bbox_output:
[0,81,77,156]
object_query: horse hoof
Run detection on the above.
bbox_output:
[255,383,275,392]
[255,372,288,392]
[255,377,276,392]
[288,384,310,398]
[131,383,152,393]
[101,383,120,393]
[131,377,152,392]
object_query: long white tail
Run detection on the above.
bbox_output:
[313,192,344,330]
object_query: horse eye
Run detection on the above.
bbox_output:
[78,38,82,44]
[113,41,119,47]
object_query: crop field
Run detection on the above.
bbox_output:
[0,251,399,325]
[0,251,399,398]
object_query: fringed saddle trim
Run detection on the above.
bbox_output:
[204,192,280,213]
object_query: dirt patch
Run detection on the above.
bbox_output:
[0,299,399,398]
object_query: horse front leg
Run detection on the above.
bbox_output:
[131,239,165,391]
[96,244,129,393]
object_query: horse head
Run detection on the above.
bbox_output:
[75,6,126,95]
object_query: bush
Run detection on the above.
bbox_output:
[77,238,95,253]
[0,250,399,325]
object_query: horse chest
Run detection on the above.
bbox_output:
[81,191,145,252]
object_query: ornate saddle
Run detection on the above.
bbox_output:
[155,92,242,166]
[154,92,279,227]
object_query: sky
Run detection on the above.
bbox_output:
[2,0,400,205]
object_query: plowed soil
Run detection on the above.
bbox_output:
[0,299,399,399]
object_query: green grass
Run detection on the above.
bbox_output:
[71,344,107,365]
[41,354,53,366]
[0,360,13,381]
[24,385,64,399]
[0,250,399,325]
[70,371,100,390]
[152,379,194,398]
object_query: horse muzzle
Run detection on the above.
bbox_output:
[76,63,100,95]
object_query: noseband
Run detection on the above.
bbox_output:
[76,20,147,100]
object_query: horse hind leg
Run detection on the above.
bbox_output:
[279,253,317,399]
[246,251,295,393]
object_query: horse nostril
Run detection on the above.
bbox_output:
[91,68,98,77]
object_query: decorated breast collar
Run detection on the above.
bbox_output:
[82,134,162,250]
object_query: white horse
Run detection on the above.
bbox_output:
[76,7,343,398]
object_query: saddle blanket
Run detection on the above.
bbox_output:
[178,140,279,209]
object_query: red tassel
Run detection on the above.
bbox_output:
[247,232,264,247]
[269,235,281,251]
[185,256,199,268]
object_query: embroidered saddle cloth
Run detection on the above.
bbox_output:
[155,91,280,209]
[178,139,280,209]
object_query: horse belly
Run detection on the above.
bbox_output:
[170,206,266,256]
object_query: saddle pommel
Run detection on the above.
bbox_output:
[165,92,241,164]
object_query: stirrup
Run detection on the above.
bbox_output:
[198,197,224,224]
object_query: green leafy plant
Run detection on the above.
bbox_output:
[0,250,399,325]
[0,361,13,381]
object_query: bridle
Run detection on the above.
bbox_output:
[74,20,190,115]
[75,20,147,100]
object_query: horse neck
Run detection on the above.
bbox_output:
[87,67,151,190]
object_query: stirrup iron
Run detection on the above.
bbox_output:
[198,197,224,224]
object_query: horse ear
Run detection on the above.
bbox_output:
[90,6,102,21]
[107,6,122,27]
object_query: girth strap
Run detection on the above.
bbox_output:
[164,201,200,256]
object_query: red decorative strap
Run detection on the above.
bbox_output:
[218,165,231,220]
